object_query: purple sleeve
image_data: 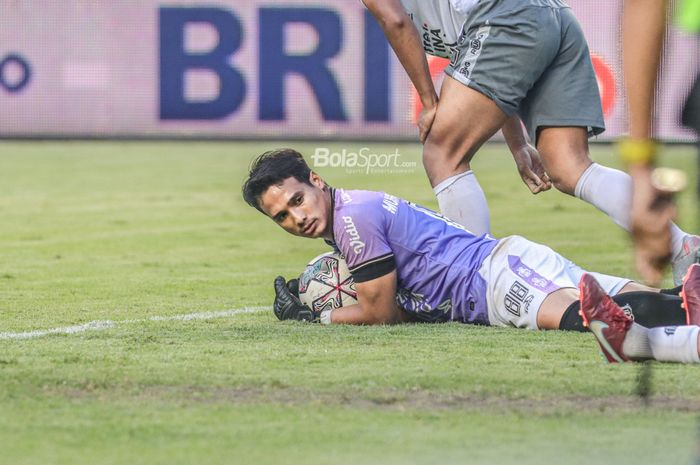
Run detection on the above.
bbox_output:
[336,203,395,283]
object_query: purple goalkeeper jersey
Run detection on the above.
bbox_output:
[327,188,498,324]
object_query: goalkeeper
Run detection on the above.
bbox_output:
[243,149,700,364]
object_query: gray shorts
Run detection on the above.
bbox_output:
[445,0,605,143]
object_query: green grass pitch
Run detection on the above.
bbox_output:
[0,141,699,465]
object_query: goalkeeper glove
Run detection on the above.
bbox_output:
[273,276,319,322]
[286,278,299,297]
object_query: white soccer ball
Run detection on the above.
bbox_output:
[298,251,358,312]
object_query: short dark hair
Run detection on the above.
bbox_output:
[242,148,313,212]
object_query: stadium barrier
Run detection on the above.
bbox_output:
[1,0,698,141]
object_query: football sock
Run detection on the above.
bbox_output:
[610,292,686,327]
[621,323,653,360]
[558,303,587,332]
[574,163,687,260]
[647,325,700,363]
[559,292,686,332]
[433,170,490,235]
[661,285,683,296]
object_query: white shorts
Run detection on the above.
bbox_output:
[477,236,631,329]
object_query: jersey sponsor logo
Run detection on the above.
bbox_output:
[341,190,353,203]
[342,215,365,254]
[589,320,625,363]
[422,25,448,56]
[508,256,558,294]
[665,327,677,336]
[420,24,458,58]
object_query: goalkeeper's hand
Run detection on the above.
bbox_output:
[286,278,299,297]
[273,276,319,322]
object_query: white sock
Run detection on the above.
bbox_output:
[647,325,700,363]
[621,323,653,360]
[433,171,490,235]
[574,163,687,260]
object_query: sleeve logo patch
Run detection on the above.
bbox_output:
[382,194,399,214]
[342,216,366,254]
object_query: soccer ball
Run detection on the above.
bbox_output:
[298,251,358,312]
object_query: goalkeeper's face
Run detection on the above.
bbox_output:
[259,173,332,239]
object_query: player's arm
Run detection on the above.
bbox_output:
[362,0,438,142]
[328,270,411,325]
[501,115,552,194]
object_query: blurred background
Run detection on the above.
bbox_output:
[1,0,698,142]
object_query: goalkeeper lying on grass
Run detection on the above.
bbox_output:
[242,148,700,364]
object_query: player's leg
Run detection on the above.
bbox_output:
[579,274,700,363]
[425,2,562,235]
[533,284,688,331]
[479,235,687,330]
[536,126,699,284]
[536,287,578,330]
[552,247,687,330]
[423,76,507,235]
[520,5,699,283]
[530,285,686,330]
[558,290,687,332]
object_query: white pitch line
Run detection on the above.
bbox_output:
[145,307,268,322]
[0,306,270,341]
[0,320,117,340]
